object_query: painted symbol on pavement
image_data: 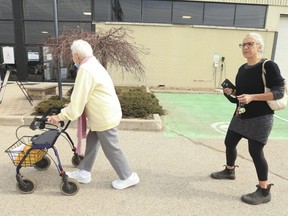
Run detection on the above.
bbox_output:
[211,122,230,134]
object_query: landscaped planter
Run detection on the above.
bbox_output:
[22,114,162,131]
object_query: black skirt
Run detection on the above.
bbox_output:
[228,114,273,144]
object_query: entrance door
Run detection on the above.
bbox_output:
[274,15,288,80]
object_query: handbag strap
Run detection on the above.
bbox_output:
[261,59,270,88]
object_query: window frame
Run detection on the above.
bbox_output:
[93,0,267,29]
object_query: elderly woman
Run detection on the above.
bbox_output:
[48,39,139,190]
[211,32,285,205]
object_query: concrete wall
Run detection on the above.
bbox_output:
[95,3,288,89]
[266,5,288,30]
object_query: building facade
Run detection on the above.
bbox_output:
[1,0,288,89]
[0,0,93,83]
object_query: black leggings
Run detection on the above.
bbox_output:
[225,130,268,181]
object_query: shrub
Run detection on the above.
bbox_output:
[34,86,165,118]
[34,96,70,115]
[117,86,165,118]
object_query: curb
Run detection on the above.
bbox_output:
[0,116,24,126]
[119,114,162,131]
[1,114,163,131]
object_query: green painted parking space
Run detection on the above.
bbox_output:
[155,93,288,140]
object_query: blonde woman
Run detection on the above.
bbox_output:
[211,33,285,205]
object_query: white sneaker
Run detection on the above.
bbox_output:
[112,172,140,190]
[66,169,91,184]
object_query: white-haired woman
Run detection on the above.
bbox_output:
[48,39,139,190]
[211,33,285,205]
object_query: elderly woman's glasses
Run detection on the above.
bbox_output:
[239,42,255,48]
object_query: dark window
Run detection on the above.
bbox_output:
[26,46,45,82]
[0,0,14,43]
[0,21,14,43]
[142,1,172,24]
[204,3,235,27]
[0,0,13,19]
[24,21,54,44]
[235,4,266,28]
[58,0,91,21]
[23,0,54,20]
[94,0,111,21]
[58,22,92,33]
[24,21,92,45]
[112,0,124,21]
[94,0,267,29]
[172,2,204,25]
[112,0,142,22]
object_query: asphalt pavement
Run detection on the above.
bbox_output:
[0,83,288,216]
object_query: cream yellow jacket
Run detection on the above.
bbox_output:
[58,56,122,131]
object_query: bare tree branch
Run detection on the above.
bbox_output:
[43,27,149,81]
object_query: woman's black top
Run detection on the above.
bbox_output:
[226,59,285,144]
[226,59,285,119]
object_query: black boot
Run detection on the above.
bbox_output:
[241,184,274,205]
[210,166,237,180]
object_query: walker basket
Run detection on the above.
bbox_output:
[5,136,46,167]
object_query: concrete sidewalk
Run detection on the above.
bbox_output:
[0,83,288,215]
[1,127,288,215]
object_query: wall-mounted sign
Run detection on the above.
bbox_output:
[3,47,15,64]
[28,52,39,61]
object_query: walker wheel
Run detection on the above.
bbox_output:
[16,177,37,194]
[60,178,79,196]
[71,155,84,167]
[34,155,51,171]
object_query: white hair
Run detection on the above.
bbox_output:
[245,32,265,56]
[71,39,93,59]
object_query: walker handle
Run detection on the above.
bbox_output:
[30,106,64,130]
